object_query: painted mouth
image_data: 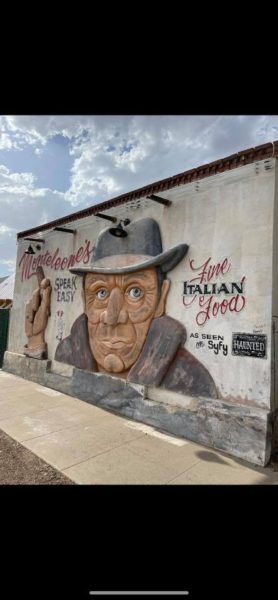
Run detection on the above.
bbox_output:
[100,338,134,349]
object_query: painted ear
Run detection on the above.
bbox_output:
[154,279,170,318]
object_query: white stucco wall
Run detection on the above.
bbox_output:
[271,161,278,410]
[8,158,276,411]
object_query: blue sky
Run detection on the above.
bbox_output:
[1,114,278,276]
[0,134,73,192]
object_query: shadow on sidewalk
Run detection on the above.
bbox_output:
[195,448,278,484]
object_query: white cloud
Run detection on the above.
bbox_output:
[1,114,278,275]
[0,165,36,189]
[0,132,15,151]
[2,115,93,149]
[63,115,278,206]
[0,258,15,272]
[0,164,69,234]
[0,224,15,235]
[3,115,278,209]
[5,114,278,209]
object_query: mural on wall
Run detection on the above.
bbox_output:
[191,332,229,356]
[182,256,246,326]
[54,218,218,398]
[232,333,267,358]
[18,240,94,282]
[54,276,77,302]
[24,267,52,359]
[55,310,65,342]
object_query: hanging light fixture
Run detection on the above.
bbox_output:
[109,219,131,237]
[25,245,36,255]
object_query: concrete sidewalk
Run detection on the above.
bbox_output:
[0,369,278,485]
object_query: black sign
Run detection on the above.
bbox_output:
[232,333,267,359]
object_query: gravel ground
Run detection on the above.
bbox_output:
[0,429,75,485]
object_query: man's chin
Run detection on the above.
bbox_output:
[96,350,141,375]
[103,353,125,373]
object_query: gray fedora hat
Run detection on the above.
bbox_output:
[70,218,188,275]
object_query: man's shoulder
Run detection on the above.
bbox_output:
[69,313,88,336]
[156,315,218,398]
[54,332,75,366]
[54,313,95,370]
[128,314,186,386]
[162,345,218,398]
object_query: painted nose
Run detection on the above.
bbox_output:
[100,287,128,325]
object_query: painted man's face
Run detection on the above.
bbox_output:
[83,268,169,376]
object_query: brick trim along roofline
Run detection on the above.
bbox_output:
[17,141,278,239]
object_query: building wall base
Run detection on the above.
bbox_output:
[3,351,272,467]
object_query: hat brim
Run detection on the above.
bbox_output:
[70,243,188,276]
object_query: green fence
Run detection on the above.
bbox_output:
[0,309,10,367]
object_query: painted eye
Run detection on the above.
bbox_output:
[97,288,108,299]
[128,287,143,299]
